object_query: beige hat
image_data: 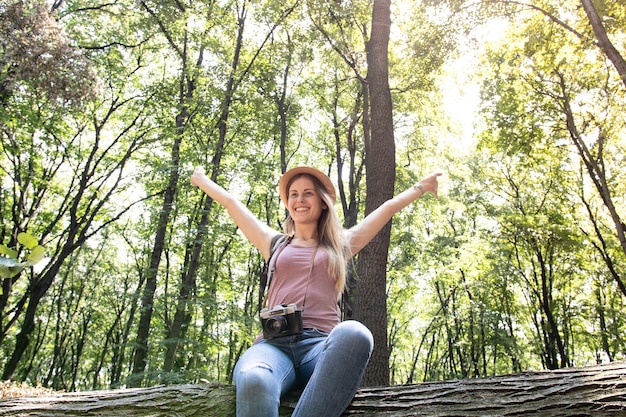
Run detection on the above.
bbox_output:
[279,166,336,206]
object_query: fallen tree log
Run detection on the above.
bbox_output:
[1,361,625,416]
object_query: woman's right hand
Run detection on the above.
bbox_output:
[190,166,206,187]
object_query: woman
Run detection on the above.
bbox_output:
[191,166,441,417]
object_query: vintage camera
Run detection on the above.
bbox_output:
[260,304,303,339]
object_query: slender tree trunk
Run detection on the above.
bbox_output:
[163,1,249,374]
[541,268,568,368]
[2,285,44,380]
[556,71,626,296]
[355,0,395,387]
[594,287,613,362]
[580,0,626,89]
[129,1,197,386]
[111,273,144,389]
[130,72,190,387]
[129,132,183,387]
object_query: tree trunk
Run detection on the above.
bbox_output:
[129,0,192,386]
[356,0,395,387]
[1,361,625,416]
[580,0,626,90]
[555,71,626,297]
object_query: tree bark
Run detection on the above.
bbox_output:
[2,361,624,416]
[356,0,395,387]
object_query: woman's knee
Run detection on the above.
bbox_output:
[329,320,374,354]
[236,361,279,397]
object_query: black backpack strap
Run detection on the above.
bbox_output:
[340,287,353,319]
[258,234,287,310]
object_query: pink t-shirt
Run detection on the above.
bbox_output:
[259,244,341,339]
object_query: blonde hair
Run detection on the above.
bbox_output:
[282,174,349,296]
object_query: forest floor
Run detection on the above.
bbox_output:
[0,381,56,399]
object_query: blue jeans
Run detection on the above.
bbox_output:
[234,320,373,417]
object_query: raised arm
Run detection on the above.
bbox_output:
[346,171,442,255]
[190,167,279,259]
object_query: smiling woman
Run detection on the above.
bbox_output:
[190,164,441,417]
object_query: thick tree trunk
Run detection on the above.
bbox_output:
[356,0,395,387]
[2,361,625,416]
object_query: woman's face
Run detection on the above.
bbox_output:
[286,176,327,225]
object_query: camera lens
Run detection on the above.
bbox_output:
[265,316,287,333]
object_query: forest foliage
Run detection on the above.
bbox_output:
[0,0,625,391]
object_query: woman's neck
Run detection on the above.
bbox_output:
[292,226,319,246]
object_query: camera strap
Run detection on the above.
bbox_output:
[299,245,319,312]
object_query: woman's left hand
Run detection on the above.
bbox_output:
[415,171,443,197]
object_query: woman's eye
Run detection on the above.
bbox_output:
[289,190,315,199]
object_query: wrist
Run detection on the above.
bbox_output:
[413,183,424,198]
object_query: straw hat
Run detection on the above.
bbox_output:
[279,166,336,206]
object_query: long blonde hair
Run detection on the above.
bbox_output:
[282,174,349,295]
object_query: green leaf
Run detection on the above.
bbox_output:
[0,244,18,259]
[26,246,46,265]
[17,232,39,250]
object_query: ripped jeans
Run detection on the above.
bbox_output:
[233,320,373,417]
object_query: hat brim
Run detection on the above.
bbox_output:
[279,166,336,206]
